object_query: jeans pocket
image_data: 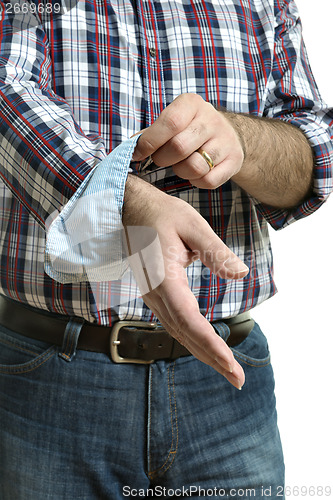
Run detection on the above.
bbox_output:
[231,321,271,367]
[0,325,57,375]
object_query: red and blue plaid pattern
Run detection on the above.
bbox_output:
[0,0,332,324]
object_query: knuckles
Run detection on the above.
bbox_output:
[161,112,184,135]
[192,176,220,190]
[162,93,206,131]
[168,134,189,158]
[176,92,205,106]
[203,176,220,189]
[173,156,208,178]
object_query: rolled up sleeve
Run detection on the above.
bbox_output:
[254,0,333,230]
[44,136,139,284]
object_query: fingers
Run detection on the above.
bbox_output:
[130,128,148,138]
[146,116,214,168]
[131,93,244,189]
[132,96,216,165]
[159,267,235,371]
[178,214,249,280]
[189,155,242,189]
[171,146,241,188]
[143,266,245,390]
[132,94,202,161]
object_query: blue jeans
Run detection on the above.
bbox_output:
[0,317,284,499]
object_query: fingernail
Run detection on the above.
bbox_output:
[225,260,249,274]
[216,358,234,374]
[130,130,142,138]
[220,259,249,279]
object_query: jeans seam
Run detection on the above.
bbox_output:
[166,362,179,474]
[0,346,57,374]
[147,363,153,477]
[232,351,271,367]
[0,337,40,357]
[148,362,178,480]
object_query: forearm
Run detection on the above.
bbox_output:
[229,112,314,209]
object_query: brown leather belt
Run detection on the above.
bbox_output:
[0,295,253,364]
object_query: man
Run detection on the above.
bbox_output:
[0,0,332,499]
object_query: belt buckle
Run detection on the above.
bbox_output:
[110,320,158,364]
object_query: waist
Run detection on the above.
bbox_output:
[0,269,275,324]
[0,295,254,364]
[0,209,275,322]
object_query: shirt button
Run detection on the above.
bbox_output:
[149,47,157,58]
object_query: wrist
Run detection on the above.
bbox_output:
[222,111,314,208]
[122,174,168,227]
[221,111,248,162]
[220,111,257,186]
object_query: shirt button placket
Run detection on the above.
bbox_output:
[149,47,157,58]
[139,1,165,122]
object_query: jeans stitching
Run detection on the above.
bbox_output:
[148,365,173,479]
[65,328,76,358]
[232,350,271,367]
[212,322,230,342]
[166,361,179,473]
[147,364,153,478]
[0,337,40,357]
[148,362,178,480]
[0,346,57,374]
[60,318,84,360]
[62,321,76,357]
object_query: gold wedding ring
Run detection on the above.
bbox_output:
[197,148,215,170]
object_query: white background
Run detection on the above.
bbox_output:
[254,0,333,497]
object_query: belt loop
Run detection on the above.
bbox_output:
[59,317,85,362]
[212,321,231,344]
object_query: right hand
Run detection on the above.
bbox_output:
[122,174,249,389]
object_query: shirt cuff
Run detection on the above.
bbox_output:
[253,115,333,230]
[44,135,141,283]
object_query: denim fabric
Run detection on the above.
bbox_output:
[0,318,284,499]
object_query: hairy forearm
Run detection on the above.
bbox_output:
[132,94,314,209]
[228,112,314,208]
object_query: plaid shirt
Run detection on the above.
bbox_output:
[0,0,332,325]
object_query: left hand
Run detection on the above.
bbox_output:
[132,93,244,189]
